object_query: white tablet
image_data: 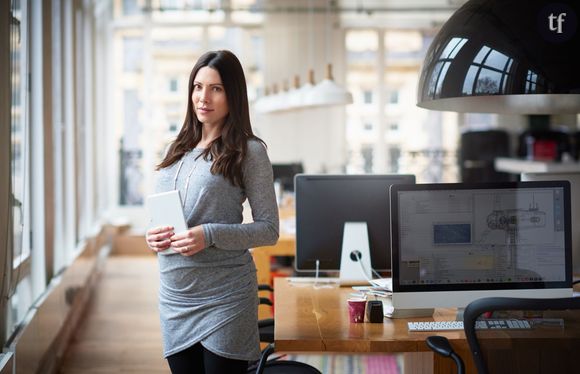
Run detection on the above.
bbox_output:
[145,190,188,234]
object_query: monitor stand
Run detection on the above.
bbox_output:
[383,298,435,318]
[339,222,372,286]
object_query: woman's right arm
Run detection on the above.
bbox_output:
[145,225,174,253]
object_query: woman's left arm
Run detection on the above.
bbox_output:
[202,141,280,250]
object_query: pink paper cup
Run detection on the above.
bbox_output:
[347,298,366,323]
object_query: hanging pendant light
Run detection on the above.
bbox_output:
[304,63,353,107]
[286,75,303,110]
[295,69,316,108]
[303,0,352,108]
[417,0,580,114]
[277,79,292,112]
[255,0,352,113]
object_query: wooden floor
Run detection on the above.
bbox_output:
[57,256,399,374]
[59,256,169,373]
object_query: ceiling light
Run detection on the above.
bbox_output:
[417,0,580,114]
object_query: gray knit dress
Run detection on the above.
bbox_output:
[153,139,279,361]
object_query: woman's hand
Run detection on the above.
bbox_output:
[145,226,174,253]
[170,225,206,256]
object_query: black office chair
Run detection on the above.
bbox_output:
[258,284,275,344]
[248,343,322,374]
[247,284,322,374]
[426,297,580,374]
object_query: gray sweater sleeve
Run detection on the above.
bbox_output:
[202,140,280,250]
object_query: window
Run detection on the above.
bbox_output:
[6,0,37,342]
[525,70,546,94]
[427,37,467,97]
[169,78,178,92]
[388,90,399,104]
[389,147,401,173]
[361,145,374,174]
[462,46,513,95]
[0,0,113,350]
[346,28,459,180]
[123,36,143,72]
[10,0,30,268]
[363,90,373,104]
[346,29,378,174]
[122,0,141,16]
[120,90,144,205]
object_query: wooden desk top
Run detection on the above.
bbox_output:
[274,277,465,353]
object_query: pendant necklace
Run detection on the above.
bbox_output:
[173,152,198,206]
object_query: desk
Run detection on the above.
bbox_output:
[274,277,476,374]
[252,232,295,286]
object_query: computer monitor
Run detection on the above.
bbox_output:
[295,174,416,282]
[272,163,304,191]
[520,172,580,275]
[390,181,573,317]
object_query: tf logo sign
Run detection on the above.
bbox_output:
[538,3,578,43]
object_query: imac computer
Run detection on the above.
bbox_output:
[389,181,573,318]
[521,172,580,275]
[295,174,416,284]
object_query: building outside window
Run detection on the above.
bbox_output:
[388,90,399,104]
[361,144,373,174]
[169,77,178,92]
[346,28,459,180]
[363,90,373,104]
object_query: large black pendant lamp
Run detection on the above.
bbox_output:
[417,0,580,114]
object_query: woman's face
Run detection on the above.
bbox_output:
[192,66,229,128]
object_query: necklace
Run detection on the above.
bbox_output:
[173,153,198,206]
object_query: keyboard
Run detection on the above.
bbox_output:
[408,319,532,332]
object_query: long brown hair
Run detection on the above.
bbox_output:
[156,50,264,188]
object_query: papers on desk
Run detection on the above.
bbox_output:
[352,277,392,298]
[351,288,391,298]
[369,277,392,290]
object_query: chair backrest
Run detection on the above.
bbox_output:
[463,297,580,374]
[250,343,322,374]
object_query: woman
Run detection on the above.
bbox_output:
[145,50,279,374]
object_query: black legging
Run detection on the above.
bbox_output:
[166,342,249,374]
